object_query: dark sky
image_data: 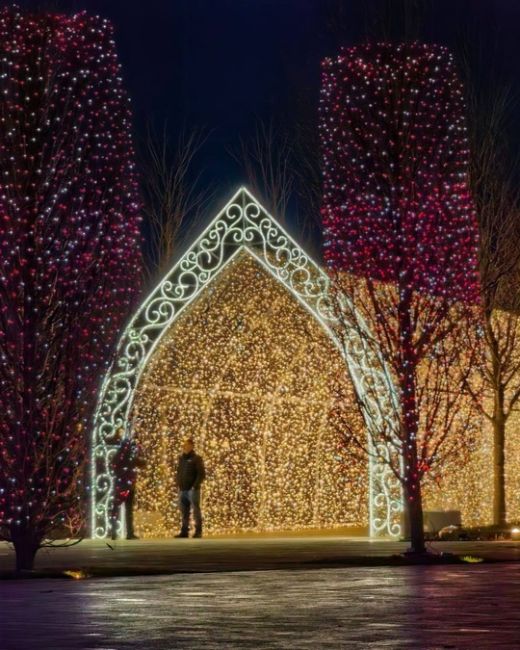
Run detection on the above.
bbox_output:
[9,0,520,233]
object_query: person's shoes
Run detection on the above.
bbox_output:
[175,532,189,538]
[192,531,202,539]
[126,534,139,540]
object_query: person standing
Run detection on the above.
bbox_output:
[175,438,206,538]
[110,429,145,540]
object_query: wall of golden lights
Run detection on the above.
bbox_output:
[129,252,520,537]
[418,308,520,527]
[421,375,520,527]
[130,252,368,537]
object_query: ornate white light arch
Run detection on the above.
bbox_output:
[90,187,402,539]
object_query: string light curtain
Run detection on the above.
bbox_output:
[131,254,367,536]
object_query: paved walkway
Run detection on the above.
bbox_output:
[2,536,520,574]
[2,564,520,649]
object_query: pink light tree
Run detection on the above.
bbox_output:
[0,8,142,571]
[320,42,481,553]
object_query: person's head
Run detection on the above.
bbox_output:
[182,438,194,454]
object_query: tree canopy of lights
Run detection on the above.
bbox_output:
[320,42,481,553]
[131,253,367,537]
[0,7,142,570]
[320,42,480,303]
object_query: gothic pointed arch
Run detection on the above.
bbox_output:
[90,188,401,538]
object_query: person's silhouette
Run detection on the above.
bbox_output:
[110,429,145,540]
[175,438,206,538]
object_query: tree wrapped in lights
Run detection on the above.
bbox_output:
[320,42,481,553]
[0,8,142,570]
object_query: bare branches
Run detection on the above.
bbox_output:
[231,118,324,257]
[230,120,294,226]
[462,61,520,524]
[467,78,520,311]
[141,123,213,283]
[329,272,481,489]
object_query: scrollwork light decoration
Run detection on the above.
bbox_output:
[90,187,402,539]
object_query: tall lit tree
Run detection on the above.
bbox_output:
[320,43,481,553]
[0,8,142,570]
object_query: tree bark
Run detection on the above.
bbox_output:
[487,315,507,527]
[492,409,506,526]
[398,286,426,554]
[12,528,40,572]
[404,473,426,554]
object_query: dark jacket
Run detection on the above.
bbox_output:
[111,439,145,504]
[176,451,206,490]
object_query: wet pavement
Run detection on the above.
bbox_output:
[1,564,520,649]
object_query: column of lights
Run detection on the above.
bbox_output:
[320,42,480,303]
[319,42,482,519]
[130,253,369,536]
[422,432,493,526]
[505,411,520,520]
[0,8,141,538]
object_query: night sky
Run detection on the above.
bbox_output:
[9,0,520,235]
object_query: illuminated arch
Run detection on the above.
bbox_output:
[90,188,402,538]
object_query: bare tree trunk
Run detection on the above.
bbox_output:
[11,524,40,572]
[486,316,508,526]
[493,395,507,526]
[466,68,520,531]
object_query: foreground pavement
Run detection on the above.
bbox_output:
[2,564,520,649]
[1,536,520,574]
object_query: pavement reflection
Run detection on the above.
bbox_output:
[1,565,518,649]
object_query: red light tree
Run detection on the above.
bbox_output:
[0,8,142,570]
[320,43,481,553]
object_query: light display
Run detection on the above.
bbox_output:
[91,188,402,539]
[90,188,520,537]
[109,247,515,535]
[424,382,520,527]
[132,269,520,535]
[0,7,141,561]
[320,42,480,303]
[505,407,520,520]
[131,253,367,536]
[320,42,481,551]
